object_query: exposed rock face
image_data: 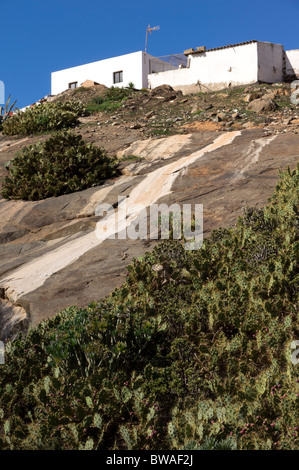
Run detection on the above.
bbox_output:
[0,127,298,341]
[0,298,28,342]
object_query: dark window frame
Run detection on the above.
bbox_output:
[113,71,123,84]
[68,81,78,89]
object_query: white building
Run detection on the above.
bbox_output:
[51,51,177,95]
[51,42,299,97]
[148,41,288,93]
[285,49,299,80]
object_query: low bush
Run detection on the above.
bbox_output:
[87,101,122,114]
[0,165,298,450]
[104,86,134,102]
[2,100,86,135]
[1,131,118,200]
[86,86,133,114]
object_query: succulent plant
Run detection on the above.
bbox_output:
[0,165,298,450]
[2,100,85,135]
[1,131,118,200]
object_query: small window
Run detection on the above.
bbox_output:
[113,71,123,84]
[68,82,78,89]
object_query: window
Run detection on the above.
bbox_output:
[113,71,123,84]
[68,82,78,89]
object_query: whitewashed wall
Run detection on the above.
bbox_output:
[51,52,176,95]
[148,42,259,92]
[142,54,177,90]
[51,52,144,95]
[51,42,294,97]
[257,42,284,83]
[285,49,299,78]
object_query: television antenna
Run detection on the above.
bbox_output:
[145,24,160,53]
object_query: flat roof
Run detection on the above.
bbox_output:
[187,40,259,55]
[52,50,147,74]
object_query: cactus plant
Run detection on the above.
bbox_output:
[1,131,118,200]
[2,100,85,135]
[0,165,298,450]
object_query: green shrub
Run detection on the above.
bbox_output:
[121,155,143,162]
[86,86,133,114]
[0,165,298,450]
[86,101,122,114]
[104,86,133,102]
[2,100,86,135]
[1,131,118,200]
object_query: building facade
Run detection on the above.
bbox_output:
[51,42,299,97]
[285,49,299,80]
[51,51,177,95]
[148,41,286,94]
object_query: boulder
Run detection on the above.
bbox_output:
[151,84,175,96]
[151,85,179,102]
[216,112,227,121]
[247,97,278,113]
[261,91,277,101]
[243,92,263,103]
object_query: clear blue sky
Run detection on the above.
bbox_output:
[1,0,298,108]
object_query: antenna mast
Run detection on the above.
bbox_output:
[145,24,160,53]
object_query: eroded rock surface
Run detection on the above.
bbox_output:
[0,127,298,339]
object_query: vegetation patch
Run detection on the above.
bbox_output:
[87,101,122,114]
[121,155,143,162]
[86,86,134,114]
[2,100,86,136]
[152,128,172,136]
[0,165,298,450]
[1,131,118,200]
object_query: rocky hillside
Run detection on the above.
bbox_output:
[0,164,298,450]
[0,82,298,340]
